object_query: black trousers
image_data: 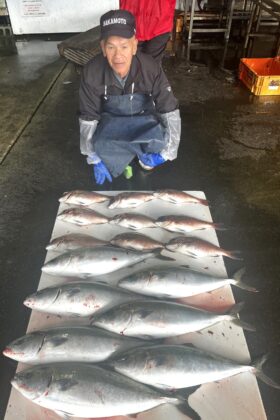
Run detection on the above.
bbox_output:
[138,32,170,62]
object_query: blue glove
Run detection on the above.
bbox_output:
[139,153,166,168]
[93,161,112,185]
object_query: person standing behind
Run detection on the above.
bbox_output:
[120,0,176,62]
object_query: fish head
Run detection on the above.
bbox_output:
[42,253,72,275]
[111,347,145,376]
[24,287,60,310]
[91,304,133,334]
[57,208,76,221]
[166,237,191,251]
[119,271,154,291]
[3,331,45,362]
[11,365,52,401]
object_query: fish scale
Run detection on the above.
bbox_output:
[110,345,280,391]
[11,364,179,418]
[24,282,142,317]
[41,246,164,277]
[3,326,147,364]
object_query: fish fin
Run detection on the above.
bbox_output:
[225,250,243,260]
[156,254,176,261]
[50,336,68,346]
[227,302,256,331]
[227,301,245,316]
[212,223,227,231]
[108,200,117,209]
[230,268,258,292]
[188,253,198,259]
[180,264,190,269]
[253,354,280,389]
[173,387,201,420]
[232,317,256,331]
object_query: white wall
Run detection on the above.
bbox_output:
[6,0,119,34]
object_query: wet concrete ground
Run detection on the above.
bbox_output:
[0,40,280,419]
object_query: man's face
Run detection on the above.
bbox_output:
[101,36,138,78]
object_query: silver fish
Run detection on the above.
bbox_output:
[3,326,146,364]
[11,364,178,418]
[24,282,141,317]
[110,232,164,252]
[118,267,257,298]
[153,189,208,206]
[110,213,156,230]
[166,236,242,260]
[59,190,109,206]
[46,233,107,252]
[156,215,224,234]
[57,208,109,226]
[110,345,280,390]
[92,300,254,338]
[108,192,154,209]
[42,246,167,278]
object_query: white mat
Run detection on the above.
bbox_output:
[4,191,266,420]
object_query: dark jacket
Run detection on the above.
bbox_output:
[79,51,178,121]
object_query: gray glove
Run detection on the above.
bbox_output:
[79,118,101,164]
[159,109,181,161]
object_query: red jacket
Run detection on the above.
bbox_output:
[120,0,176,41]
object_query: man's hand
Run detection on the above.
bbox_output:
[93,161,112,185]
[139,153,166,168]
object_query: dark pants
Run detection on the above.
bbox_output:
[138,32,170,62]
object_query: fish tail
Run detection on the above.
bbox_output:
[199,199,208,206]
[253,355,280,389]
[212,223,227,231]
[230,268,258,292]
[232,318,256,331]
[225,250,243,260]
[227,302,256,331]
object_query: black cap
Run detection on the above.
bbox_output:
[100,10,136,40]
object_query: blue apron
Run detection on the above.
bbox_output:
[92,84,167,177]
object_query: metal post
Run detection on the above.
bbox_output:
[181,0,189,57]
[221,0,235,67]
[243,1,258,55]
[186,0,196,63]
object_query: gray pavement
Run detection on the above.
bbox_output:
[0,40,66,163]
[0,40,280,419]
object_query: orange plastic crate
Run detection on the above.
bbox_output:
[239,56,280,96]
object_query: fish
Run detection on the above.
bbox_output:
[24,282,142,317]
[108,192,155,209]
[59,190,109,206]
[153,189,208,206]
[110,344,280,391]
[92,300,254,339]
[3,326,147,364]
[156,215,224,234]
[57,208,109,226]
[42,246,171,278]
[46,233,107,252]
[109,213,156,230]
[166,236,242,260]
[118,267,257,298]
[110,232,164,252]
[11,363,179,418]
